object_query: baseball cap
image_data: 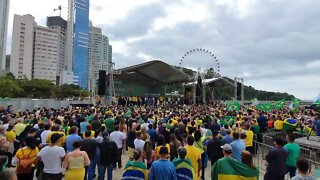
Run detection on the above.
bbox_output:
[221,144,232,153]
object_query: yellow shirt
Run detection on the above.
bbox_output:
[15,147,39,167]
[155,144,170,158]
[185,145,201,180]
[14,123,27,136]
[245,130,254,147]
[46,131,66,147]
[82,131,95,138]
[275,120,284,130]
[5,130,16,142]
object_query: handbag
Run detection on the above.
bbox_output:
[16,149,34,174]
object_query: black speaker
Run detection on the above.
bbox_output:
[237,82,241,99]
[98,70,106,95]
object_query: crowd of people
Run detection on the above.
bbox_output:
[0,100,319,180]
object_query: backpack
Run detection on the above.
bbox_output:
[16,149,34,174]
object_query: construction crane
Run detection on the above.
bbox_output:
[54,5,62,17]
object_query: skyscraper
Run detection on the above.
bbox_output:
[72,0,90,89]
[47,16,67,85]
[10,14,60,84]
[0,0,10,71]
[33,25,59,84]
[10,14,35,79]
[88,23,110,92]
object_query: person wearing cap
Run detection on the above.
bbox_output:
[207,130,224,166]
[150,146,177,180]
[34,133,66,180]
[264,137,288,180]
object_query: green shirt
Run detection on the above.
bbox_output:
[251,125,260,134]
[284,142,300,166]
[104,118,115,132]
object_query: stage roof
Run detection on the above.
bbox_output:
[116,60,190,84]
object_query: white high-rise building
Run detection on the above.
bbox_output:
[10,14,60,84]
[10,14,35,79]
[33,25,59,83]
[0,0,10,71]
[88,23,110,92]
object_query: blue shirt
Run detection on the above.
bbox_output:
[222,135,233,144]
[315,119,320,136]
[66,133,82,153]
[80,122,88,134]
[150,159,177,180]
[147,128,157,143]
[230,139,246,162]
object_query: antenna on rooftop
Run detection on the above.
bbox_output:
[54,5,62,17]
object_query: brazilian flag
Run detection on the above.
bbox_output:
[212,157,259,180]
[257,103,273,112]
[227,101,240,111]
[275,99,286,110]
[283,118,298,132]
[124,109,132,118]
[220,116,235,126]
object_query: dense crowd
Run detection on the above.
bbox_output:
[0,101,319,180]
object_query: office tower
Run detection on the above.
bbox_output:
[33,25,59,84]
[108,45,112,63]
[69,0,90,89]
[0,0,10,71]
[47,16,67,85]
[10,14,35,79]
[10,14,60,84]
[88,23,110,92]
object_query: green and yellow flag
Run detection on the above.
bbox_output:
[227,101,240,111]
[257,103,274,112]
[220,116,235,126]
[275,99,286,110]
[211,157,259,180]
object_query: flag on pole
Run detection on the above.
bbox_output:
[250,98,259,106]
[257,103,274,112]
[275,99,286,110]
[220,116,236,126]
[227,101,240,111]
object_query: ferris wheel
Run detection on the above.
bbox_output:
[178,48,222,104]
[179,48,221,79]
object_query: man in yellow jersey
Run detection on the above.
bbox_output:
[185,136,201,180]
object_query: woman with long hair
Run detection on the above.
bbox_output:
[122,149,148,180]
[241,150,257,170]
[169,134,181,161]
[155,134,170,160]
[63,141,90,180]
[142,140,155,169]
[12,136,39,180]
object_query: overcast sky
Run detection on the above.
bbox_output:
[7,0,320,100]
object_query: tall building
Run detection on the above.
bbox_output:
[0,0,10,71]
[71,0,90,89]
[10,14,60,84]
[108,45,112,63]
[88,23,110,92]
[47,16,67,85]
[10,14,35,79]
[33,25,59,83]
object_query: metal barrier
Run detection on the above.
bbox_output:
[254,132,320,177]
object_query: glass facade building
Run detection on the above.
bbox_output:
[73,0,90,89]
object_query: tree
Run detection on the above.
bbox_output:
[0,76,22,97]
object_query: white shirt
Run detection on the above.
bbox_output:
[37,145,66,174]
[141,123,149,131]
[110,131,126,149]
[134,139,145,151]
[40,130,51,144]
[3,123,9,130]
